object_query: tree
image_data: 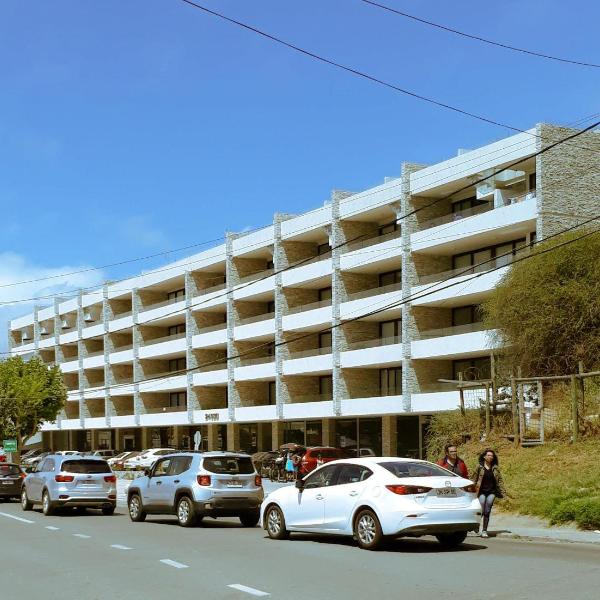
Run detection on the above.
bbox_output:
[0,355,67,459]
[482,230,600,376]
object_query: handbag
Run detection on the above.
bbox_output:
[285,458,294,472]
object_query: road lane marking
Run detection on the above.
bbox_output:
[159,559,189,569]
[227,584,270,597]
[73,533,91,539]
[110,544,133,550]
[45,526,60,531]
[0,512,35,524]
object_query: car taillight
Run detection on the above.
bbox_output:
[197,475,211,486]
[462,484,477,493]
[254,475,262,487]
[104,475,117,483]
[385,484,432,495]
[55,475,75,483]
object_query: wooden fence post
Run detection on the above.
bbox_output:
[538,380,544,443]
[570,374,579,442]
[485,383,491,437]
[578,361,585,414]
[511,375,518,445]
[517,367,525,444]
[458,372,465,416]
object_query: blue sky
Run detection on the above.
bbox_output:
[1,0,598,342]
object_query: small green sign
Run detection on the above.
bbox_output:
[2,439,17,452]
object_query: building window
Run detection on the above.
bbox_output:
[451,196,489,214]
[378,270,401,287]
[317,242,331,256]
[452,305,482,327]
[168,357,186,372]
[268,381,276,405]
[169,391,187,408]
[378,221,398,236]
[267,300,275,313]
[528,172,537,191]
[167,288,185,301]
[379,319,401,341]
[319,331,332,349]
[318,286,332,301]
[380,367,401,396]
[452,238,527,271]
[452,357,491,381]
[168,323,186,336]
[266,259,274,270]
[319,375,333,399]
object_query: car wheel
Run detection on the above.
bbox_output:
[21,488,33,511]
[239,511,260,527]
[102,505,115,516]
[436,531,468,548]
[354,509,383,550]
[42,490,55,516]
[128,494,146,522]
[176,495,196,527]
[265,505,289,540]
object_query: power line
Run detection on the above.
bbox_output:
[359,0,600,69]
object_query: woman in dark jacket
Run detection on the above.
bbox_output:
[470,449,508,538]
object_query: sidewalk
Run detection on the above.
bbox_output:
[115,478,600,545]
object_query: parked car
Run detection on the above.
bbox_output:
[0,447,6,463]
[261,457,480,550]
[108,451,140,469]
[127,452,264,527]
[300,447,344,475]
[22,451,51,468]
[90,450,116,459]
[0,463,26,500]
[123,448,175,470]
[54,451,81,456]
[21,455,117,515]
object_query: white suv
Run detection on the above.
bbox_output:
[123,448,175,470]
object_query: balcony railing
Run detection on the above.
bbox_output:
[85,349,105,358]
[342,228,401,253]
[418,321,486,339]
[345,281,401,302]
[198,282,226,296]
[286,298,332,315]
[111,343,133,352]
[417,254,519,286]
[345,335,401,351]
[416,190,536,232]
[144,405,188,414]
[198,361,228,373]
[112,376,134,385]
[237,311,275,326]
[140,370,187,381]
[237,268,274,285]
[141,295,186,313]
[83,319,102,328]
[112,310,133,319]
[143,332,186,347]
[287,346,332,360]
[238,356,275,367]
[290,393,333,403]
[197,321,227,334]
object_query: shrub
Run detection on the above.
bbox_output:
[549,497,600,530]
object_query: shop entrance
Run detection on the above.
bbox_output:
[283,421,323,447]
[335,418,382,456]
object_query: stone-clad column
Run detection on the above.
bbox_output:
[77,290,89,422]
[330,192,344,417]
[132,289,143,423]
[33,306,40,354]
[225,233,238,422]
[102,283,113,424]
[185,271,200,418]
[53,298,65,365]
[273,214,286,421]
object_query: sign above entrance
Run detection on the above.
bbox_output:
[205,413,219,422]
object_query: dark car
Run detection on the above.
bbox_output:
[0,463,26,500]
[299,447,345,475]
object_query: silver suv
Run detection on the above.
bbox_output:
[21,455,117,516]
[127,452,264,527]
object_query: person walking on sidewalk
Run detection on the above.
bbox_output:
[437,444,469,478]
[471,449,508,538]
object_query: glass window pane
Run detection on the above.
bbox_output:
[453,253,472,270]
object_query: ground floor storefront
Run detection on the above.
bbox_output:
[42,415,431,459]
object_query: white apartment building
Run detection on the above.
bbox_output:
[8,123,599,457]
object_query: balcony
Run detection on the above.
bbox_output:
[281,256,332,287]
[235,313,275,341]
[138,296,186,324]
[138,372,187,393]
[139,408,189,426]
[234,357,276,381]
[138,332,187,359]
[417,255,517,286]
[340,394,404,416]
[411,192,537,254]
[191,283,227,310]
[418,322,485,339]
[341,336,402,368]
[411,327,498,360]
[283,347,332,375]
[237,268,274,285]
[340,283,401,321]
[283,299,331,332]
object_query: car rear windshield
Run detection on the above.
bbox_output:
[380,462,457,478]
[202,457,254,475]
[311,449,339,459]
[0,465,21,476]
[61,460,111,474]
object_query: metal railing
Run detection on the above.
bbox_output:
[85,349,105,358]
[287,346,332,360]
[112,310,133,319]
[197,282,226,296]
[237,268,274,285]
[418,321,486,339]
[344,335,401,351]
[142,332,186,347]
[238,356,276,367]
[198,362,228,373]
[111,343,133,352]
[197,321,227,334]
[286,298,332,315]
[141,295,186,313]
[237,311,275,326]
[417,254,519,286]
[344,281,401,302]
[290,393,333,403]
[342,228,401,253]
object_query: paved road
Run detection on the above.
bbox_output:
[0,500,599,600]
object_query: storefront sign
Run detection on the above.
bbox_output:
[205,413,220,422]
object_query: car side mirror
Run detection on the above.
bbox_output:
[143,468,151,477]
[295,478,304,491]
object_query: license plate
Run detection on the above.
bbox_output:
[79,480,97,485]
[436,488,457,497]
[1,481,13,485]
[226,480,242,488]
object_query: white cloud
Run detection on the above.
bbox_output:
[0,252,105,353]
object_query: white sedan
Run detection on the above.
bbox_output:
[261,457,480,550]
[122,448,174,470]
